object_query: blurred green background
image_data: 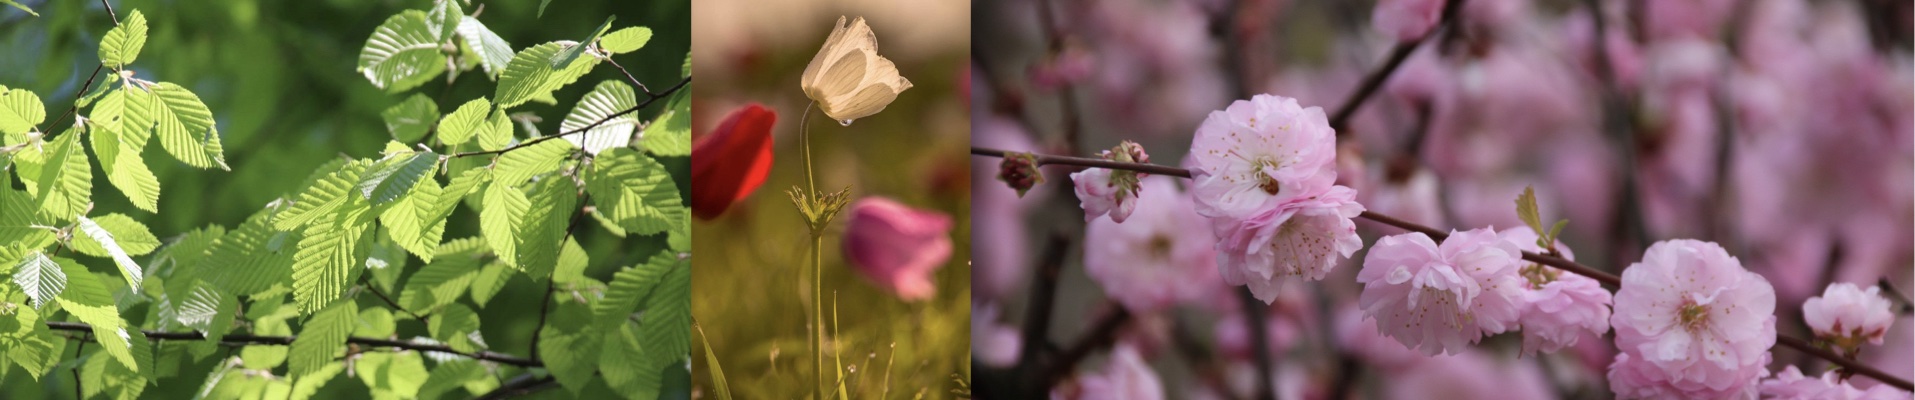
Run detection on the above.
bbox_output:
[0,0,688,397]
[687,0,972,398]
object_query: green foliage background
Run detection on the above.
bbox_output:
[0,0,691,398]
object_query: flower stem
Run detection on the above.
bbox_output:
[797,101,827,400]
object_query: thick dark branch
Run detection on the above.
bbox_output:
[1236,289,1276,400]
[1327,0,1463,135]
[1014,233,1072,396]
[45,321,540,367]
[449,75,690,159]
[969,146,1915,390]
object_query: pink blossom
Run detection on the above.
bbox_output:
[840,198,953,301]
[1071,142,1151,223]
[1760,365,1912,400]
[1085,176,1219,312]
[1803,283,1896,346]
[972,302,1022,367]
[1384,350,1554,400]
[1188,94,1338,220]
[1498,227,1612,356]
[1372,0,1443,42]
[1610,239,1775,399]
[1211,185,1365,304]
[1058,343,1163,400]
[1354,228,1526,356]
[1607,351,1766,399]
[1334,306,1431,370]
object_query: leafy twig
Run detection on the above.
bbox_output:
[44,321,541,367]
[448,75,690,159]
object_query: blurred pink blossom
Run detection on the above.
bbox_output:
[972,302,1023,367]
[1084,176,1220,312]
[1056,343,1163,400]
[1372,0,1443,42]
[1383,350,1554,400]
[840,197,953,301]
[1759,365,1911,400]
[1802,282,1895,346]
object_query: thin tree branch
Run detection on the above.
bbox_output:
[1033,0,1084,153]
[1881,278,1915,315]
[475,373,558,400]
[1015,233,1073,396]
[1327,0,1463,136]
[38,65,105,137]
[968,146,1915,390]
[971,147,1192,177]
[362,282,428,322]
[603,57,650,95]
[448,75,690,159]
[74,332,89,400]
[45,321,540,367]
[99,0,117,25]
[527,278,557,362]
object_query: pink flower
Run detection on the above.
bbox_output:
[1211,185,1365,303]
[1073,141,1152,223]
[1355,228,1526,356]
[1760,365,1912,400]
[1061,343,1163,400]
[1608,351,1767,399]
[840,198,953,301]
[1803,283,1896,347]
[1084,176,1218,312]
[1498,227,1612,356]
[1372,0,1444,42]
[972,302,1022,367]
[1189,94,1338,220]
[1609,239,1775,399]
[1384,350,1554,400]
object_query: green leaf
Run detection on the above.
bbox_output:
[428,303,481,352]
[598,27,652,54]
[586,149,685,236]
[600,320,657,399]
[1547,220,1568,249]
[381,94,440,143]
[380,176,443,263]
[0,185,54,246]
[241,317,291,370]
[493,138,574,187]
[73,215,149,288]
[98,10,147,68]
[456,17,513,78]
[354,307,395,338]
[436,97,490,146]
[275,160,368,231]
[290,199,374,314]
[398,238,483,313]
[201,211,297,297]
[147,82,229,170]
[560,80,639,155]
[479,182,528,267]
[357,10,447,92]
[426,0,462,43]
[418,359,489,400]
[495,41,600,109]
[33,130,90,221]
[288,301,356,378]
[70,214,159,257]
[551,237,589,283]
[89,90,162,212]
[0,292,58,380]
[353,350,428,399]
[594,251,672,329]
[467,261,511,307]
[538,302,600,394]
[10,252,65,309]
[1515,185,1543,237]
[537,0,553,17]
[476,109,513,151]
[516,177,578,278]
[639,259,690,366]
[57,258,144,372]
[358,151,439,205]
[79,334,148,399]
[0,86,44,135]
[0,0,37,17]
[551,16,615,69]
[639,88,691,156]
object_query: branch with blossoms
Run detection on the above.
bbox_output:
[972,144,1915,392]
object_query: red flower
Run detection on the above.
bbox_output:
[691,104,776,220]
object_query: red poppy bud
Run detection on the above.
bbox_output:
[690,104,776,220]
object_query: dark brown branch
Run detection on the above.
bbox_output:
[1327,0,1463,135]
[528,278,557,362]
[45,321,540,367]
[1033,0,1084,153]
[362,279,428,322]
[448,75,690,159]
[1881,278,1915,315]
[476,373,558,400]
[99,0,117,25]
[1014,233,1073,396]
[1237,289,1276,400]
[39,66,105,137]
[972,147,1193,177]
[603,57,651,95]
[1044,306,1131,386]
[969,146,1915,390]
[73,332,88,400]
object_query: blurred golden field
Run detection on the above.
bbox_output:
[689,0,972,397]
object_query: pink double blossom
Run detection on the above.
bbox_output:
[1084,176,1218,313]
[1354,228,1525,356]
[1609,239,1775,399]
[1499,227,1612,356]
[1803,282,1896,347]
